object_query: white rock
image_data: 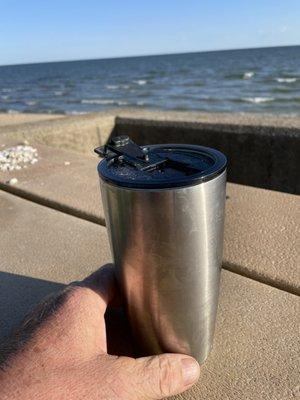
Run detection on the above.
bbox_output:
[64,161,70,166]
[0,145,39,170]
[7,178,18,185]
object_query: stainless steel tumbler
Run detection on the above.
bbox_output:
[95,135,227,364]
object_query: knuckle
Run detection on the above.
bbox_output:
[64,285,96,310]
[157,355,177,397]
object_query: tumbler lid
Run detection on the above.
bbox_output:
[95,135,227,189]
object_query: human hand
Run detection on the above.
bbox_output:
[0,265,200,399]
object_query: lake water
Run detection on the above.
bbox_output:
[0,46,299,115]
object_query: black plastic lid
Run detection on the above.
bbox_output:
[95,136,227,189]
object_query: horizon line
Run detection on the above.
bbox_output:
[0,43,299,68]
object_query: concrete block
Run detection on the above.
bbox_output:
[225,183,300,295]
[0,191,110,338]
[0,143,298,294]
[0,191,299,399]
[0,141,104,224]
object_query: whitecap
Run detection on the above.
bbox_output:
[81,99,115,105]
[25,101,37,106]
[7,109,20,114]
[137,101,145,106]
[276,77,297,83]
[54,91,64,96]
[105,85,119,90]
[106,84,130,90]
[117,101,128,106]
[243,72,254,79]
[2,88,12,93]
[243,97,274,103]
[133,80,147,85]
[1,95,9,100]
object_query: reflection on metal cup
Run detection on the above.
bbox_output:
[96,136,227,363]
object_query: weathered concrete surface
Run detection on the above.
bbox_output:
[173,273,300,400]
[0,191,299,399]
[114,109,300,129]
[0,142,299,294]
[0,113,65,127]
[0,141,104,224]
[0,191,110,339]
[0,111,115,155]
[113,113,300,194]
[224,183,300,295]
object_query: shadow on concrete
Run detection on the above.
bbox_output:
[0,272,133,356]
[0,272,65,341]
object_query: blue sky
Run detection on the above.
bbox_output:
[0,0,299,65]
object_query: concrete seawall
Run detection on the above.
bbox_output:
[112,112,300,194]
[0,110,299,194]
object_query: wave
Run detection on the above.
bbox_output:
[133,80,147,85]
[25,100,37,106]
[105,84,130,90]
[243,71,254,79]
[81,99,115,105]
[54,90,64,96]
[81,99,129,106]
[1,88,12,93]
[242,97,275,103]
[23,108,65,115]
[7,109,20,114]
[105,85,118,90]
[1,95,9,100]
[275,77,297,83]
[225,72,255,80]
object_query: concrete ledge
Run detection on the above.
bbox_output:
[0,142,298,294]
[0,113,65,127]
[0,191,299,399]
[0,110,299,193]
[0,111,115,155]
[112,113,300,194]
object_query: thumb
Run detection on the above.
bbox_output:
[132,353,200,399]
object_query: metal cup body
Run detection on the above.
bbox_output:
[100,170,226,364]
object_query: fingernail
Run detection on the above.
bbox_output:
[181,358,200,386]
